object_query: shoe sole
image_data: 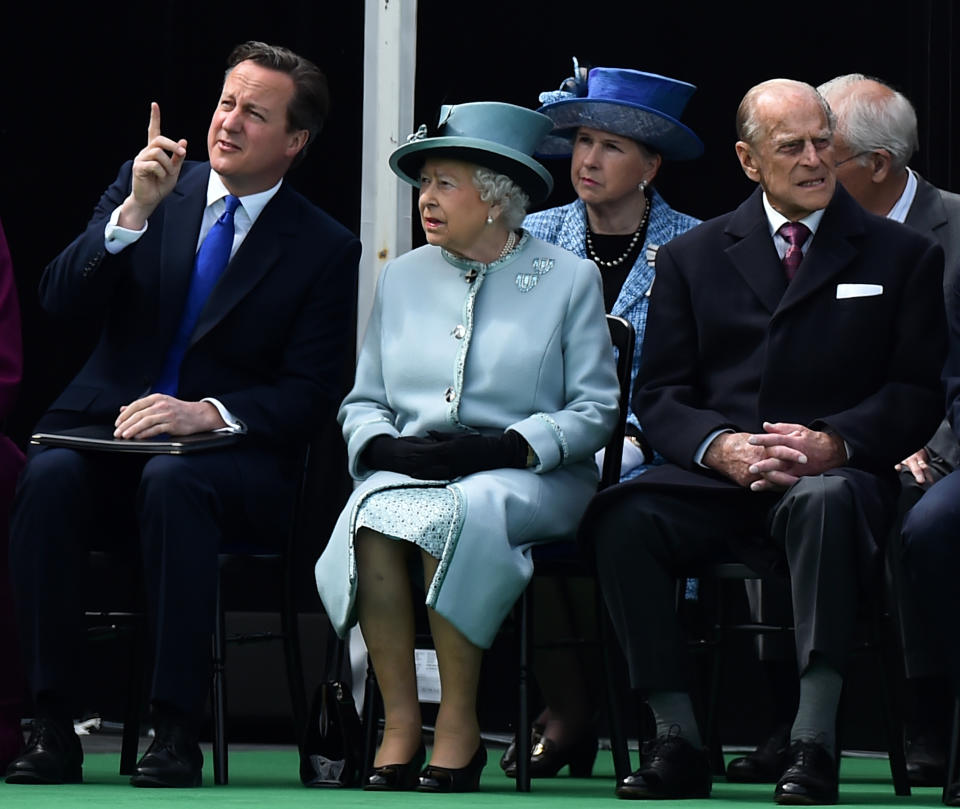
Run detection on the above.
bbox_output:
[774,790,837,805]
[130,774,202,788]
[616,786,711,800]
[5,769,82,785]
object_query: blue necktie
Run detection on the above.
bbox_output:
[153,195,240,396]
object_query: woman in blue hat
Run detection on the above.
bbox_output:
[508,62,704,780]
[315,101,620,793]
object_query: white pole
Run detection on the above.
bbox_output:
[358,0,417,351]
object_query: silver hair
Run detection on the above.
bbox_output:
[817,74,918,172]
[736,78,835,145]
[472,167,530,231]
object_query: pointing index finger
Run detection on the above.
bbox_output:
[147,101,161,144]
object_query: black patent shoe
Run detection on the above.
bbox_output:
[364,743,426,791]
[774,740,838,805]
[615,734,711,799]
[499,721,543,773]
[5,718,83,785]
[727,723,792,783]
[944,780,960,807]
[418,744,487,793]
[505,732,598,778]
[130,715,203,788]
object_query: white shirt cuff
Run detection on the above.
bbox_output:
[695,428,734,468]
[201,398,246,433]
[104,205,148,254]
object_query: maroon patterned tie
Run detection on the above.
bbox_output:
[778,221,811,281]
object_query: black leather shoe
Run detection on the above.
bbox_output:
[5,717,82,785]
[417,744,487,793]
[727,723,792,783]
[615,734,711,799]
[499,722,543,773]
[130,716,202,788]
[944,780,960,807]
[504,732,598,778]
[905,733,946,787]
[774,740,838,805]
[364,743,426,791]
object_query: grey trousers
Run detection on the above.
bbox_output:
[590,475,861,691]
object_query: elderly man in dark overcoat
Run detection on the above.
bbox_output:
[583,78,945,805]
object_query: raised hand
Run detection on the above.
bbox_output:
[118,102,188,230]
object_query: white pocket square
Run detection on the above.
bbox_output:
[836,283,883,299]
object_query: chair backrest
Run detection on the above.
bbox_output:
[600,314,636,490]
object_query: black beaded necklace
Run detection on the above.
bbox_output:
[584,189,651,269]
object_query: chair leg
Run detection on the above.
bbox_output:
[211,580,228,785]
[361,653,380,781]
[119,623,144,775]
[703,578,726,776]
[280,576,308,753]
[598,590,632,782]
[875,614,910,796]
[945,697,960,803]
[515,588,531,792]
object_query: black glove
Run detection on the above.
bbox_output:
[361,431,528,480]
[361,435,449,479]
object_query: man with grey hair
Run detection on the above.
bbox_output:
[819,72,960,788]
[584,78,946,804]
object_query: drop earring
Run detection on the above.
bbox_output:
[486,214,494,225]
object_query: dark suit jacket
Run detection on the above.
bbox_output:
[38,160,360,451]
[586,185,946,574]
[905,174,960,466]
[635,184,945,481]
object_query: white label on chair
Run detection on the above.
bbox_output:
[415,649,442,703]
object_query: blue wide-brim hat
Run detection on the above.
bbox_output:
[389,102,555,204]
[537,67,704,161]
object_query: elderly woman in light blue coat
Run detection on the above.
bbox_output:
[315,102,619,793]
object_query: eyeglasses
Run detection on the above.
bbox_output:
[834,150,873,168]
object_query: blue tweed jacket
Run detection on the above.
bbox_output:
[524,190,700,479]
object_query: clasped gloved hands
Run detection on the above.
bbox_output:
[362,430,529,480]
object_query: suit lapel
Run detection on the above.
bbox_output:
[189,181,297,347]
[724,189,786,314]
[905,175,947,235]
[157,165,209,339]
[775,186,862,317]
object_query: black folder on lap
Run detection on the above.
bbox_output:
[31,424,241,455]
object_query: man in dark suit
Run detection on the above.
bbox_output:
[583,79,945,804]
[727,73,960,787]
[820,73,960,788]
[6,42,360,788]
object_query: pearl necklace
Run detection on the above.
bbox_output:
[585,195,651,268]
[498,230,518,261]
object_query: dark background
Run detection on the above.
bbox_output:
[1,0,957,746]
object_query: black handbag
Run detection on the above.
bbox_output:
[299,635,363,787]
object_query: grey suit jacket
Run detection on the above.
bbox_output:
[905,174,960,468]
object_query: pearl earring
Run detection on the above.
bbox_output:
[638,179,648,192]
[486,214,494,225]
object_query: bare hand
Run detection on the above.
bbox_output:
[745,421,846,492]
[118,103,188,229]
[703,432,768,488]
[895,447,933,485]
[114,394,225,439]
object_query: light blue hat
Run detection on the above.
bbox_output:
[537,64,704,161]
[389,102,555,204]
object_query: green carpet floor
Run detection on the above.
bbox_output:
[0,749,948,808]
